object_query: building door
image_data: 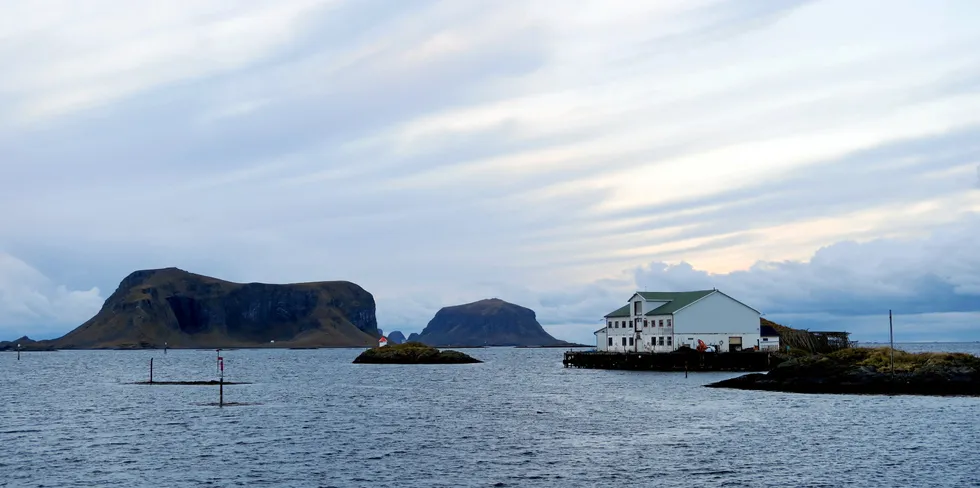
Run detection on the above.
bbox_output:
[728,336,742,352]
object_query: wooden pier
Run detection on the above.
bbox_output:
[563,350,782,372]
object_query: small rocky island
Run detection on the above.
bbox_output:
[707,347,980,396]
[352,342,482,364]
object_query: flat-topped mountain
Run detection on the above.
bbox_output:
[53,267,379,349]
[415,298,568,347]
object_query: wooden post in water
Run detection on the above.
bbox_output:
[16,343,21,361]
[218,353,224,407]
[150,358,154,383]
[889,310,895,375]
[685,360,688,378]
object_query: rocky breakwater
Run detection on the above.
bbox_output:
[707,347,980,396]
[352,342,482,364]
[53,267,380,349]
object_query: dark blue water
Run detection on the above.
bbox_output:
[3,343,980,487]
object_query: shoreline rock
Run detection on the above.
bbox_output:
[706,347,980,396]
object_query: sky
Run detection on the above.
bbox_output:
[1,0,979,344]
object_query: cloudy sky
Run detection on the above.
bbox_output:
[2,0,979,344]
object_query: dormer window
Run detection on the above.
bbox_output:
[633,301,642,315]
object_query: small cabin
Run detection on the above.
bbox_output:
[378,336,389,347]
[759,324,781,351]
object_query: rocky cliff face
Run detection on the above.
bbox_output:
[53,268,379,349]
[415,298,568,347]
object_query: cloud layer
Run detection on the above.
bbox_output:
[1,0,979,342]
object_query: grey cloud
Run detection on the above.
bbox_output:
[625,216,980,338]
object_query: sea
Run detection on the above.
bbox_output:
[2,342,979,487]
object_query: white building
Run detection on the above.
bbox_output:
[594,289,761,353]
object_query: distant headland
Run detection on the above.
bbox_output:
[3,268,587,351]
[38,267,381,349]
[411,298,586,347]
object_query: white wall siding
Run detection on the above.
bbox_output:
[674,291,760,352]
[675,292,759,334]
[595,328,608,351]
[759,335,780,351]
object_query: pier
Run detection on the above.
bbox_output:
[563,349,782,372]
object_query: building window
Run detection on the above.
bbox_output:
[763,338,769,342]
[644,320,648,327]
[622,337,627,346]
[667,336,672,346]
[628,337,634,346]
[667,319,672,327]
[634,301,642,315]
[658,337,664,346]
[608,337,613,346]
[659,320,664,327]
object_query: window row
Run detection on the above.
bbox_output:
[607,319,672,328]
[606,336,673,347]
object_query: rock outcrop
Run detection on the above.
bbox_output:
[53,267,379,349]
[386,331,407,345]
[352,342,482,364]
[415,298,569,347]
[706,347,980,396]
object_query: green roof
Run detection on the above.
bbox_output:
[641,290,714,315]
[601,290,717,319]
[603,304,631,318]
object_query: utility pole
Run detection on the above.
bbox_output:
[889,310,895,375]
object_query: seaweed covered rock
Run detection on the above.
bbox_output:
[352,342,482,364]
[706,347,980,396]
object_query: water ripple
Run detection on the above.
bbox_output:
[2,344,980,487]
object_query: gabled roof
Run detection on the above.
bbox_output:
[594,327,607,334]
[603,304,631,318]
[640,290,715,315]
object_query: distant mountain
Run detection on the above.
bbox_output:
[51,267,379,349]
[386,331,407,344]
[0,336,54,351]
[415,298,569,347]
[407,332,420,342]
